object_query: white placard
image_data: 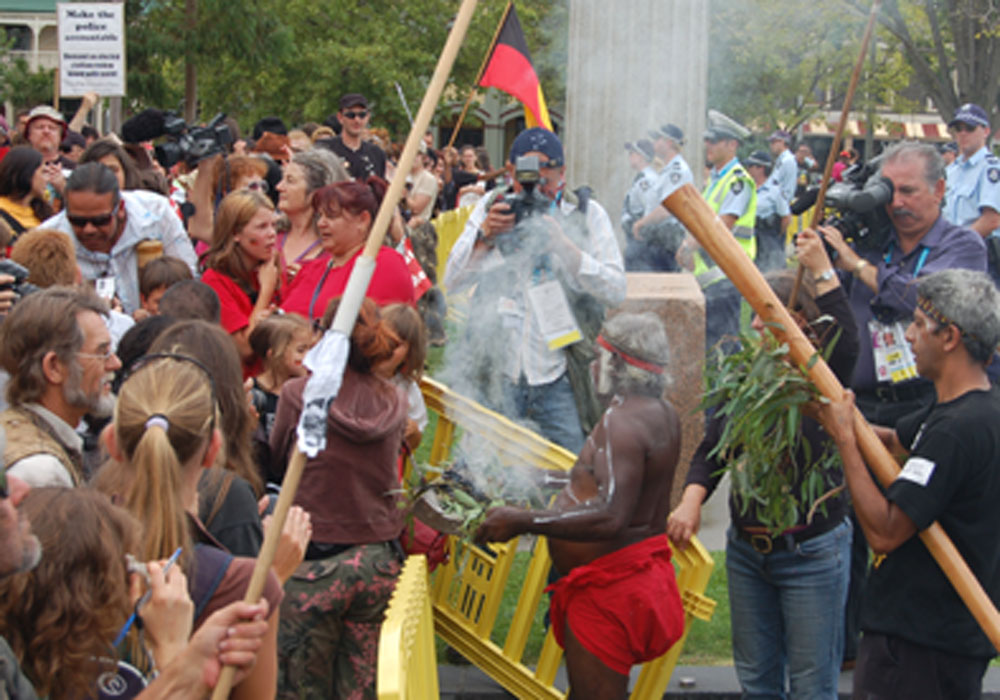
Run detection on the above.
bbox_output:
[57,3,125,97]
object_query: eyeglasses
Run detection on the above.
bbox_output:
[342,110,369,120]
[950,123,979,133]
[77,348,117,363]
[244,180,269,194]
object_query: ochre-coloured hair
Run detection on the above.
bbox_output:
[319,297,401,374]
[9,228,77,288]
[0,487,139,699]
[203,189,274,288]
[248,312,312,370]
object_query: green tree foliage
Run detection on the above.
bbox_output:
[707,0,913,132]
[124,0,562,139]
[846,0,1000,126]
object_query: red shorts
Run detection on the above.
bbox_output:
[546,535,684,675]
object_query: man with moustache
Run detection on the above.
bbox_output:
[475,312,684,700]
[815,140,987,668]
[0,288,121,487]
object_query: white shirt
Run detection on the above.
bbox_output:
[445,189,626,385]
[41,190,198,314]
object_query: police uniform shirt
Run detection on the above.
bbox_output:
[756,180,790,220]
[622,170,652,226]
[654,154,694,203]
[770,148,797,202]
[944,146,1000,236]
[710,158,754,219]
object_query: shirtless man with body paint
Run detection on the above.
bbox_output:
[474,312,684,700]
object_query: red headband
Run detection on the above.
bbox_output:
[596,335,664,375]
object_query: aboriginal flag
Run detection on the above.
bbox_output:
[478,4,553,131]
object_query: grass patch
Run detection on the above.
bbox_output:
[678,550,733,666]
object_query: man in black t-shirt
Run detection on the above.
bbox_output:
[316,93,386,181]
[822,268,1000,699]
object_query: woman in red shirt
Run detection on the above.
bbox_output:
[280,177,414,320]
[201,189,279,365]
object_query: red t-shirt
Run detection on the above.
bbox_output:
[201,267,254,334]
[280,246,415,319]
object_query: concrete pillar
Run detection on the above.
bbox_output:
[564,1,709,243]
[612,273,704,508]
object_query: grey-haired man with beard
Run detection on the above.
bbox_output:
[0,287,121,487]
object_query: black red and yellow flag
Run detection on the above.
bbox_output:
[478,3,553,131]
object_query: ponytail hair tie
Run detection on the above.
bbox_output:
[145,415,170,432]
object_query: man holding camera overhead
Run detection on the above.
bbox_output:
[444,127,625,452]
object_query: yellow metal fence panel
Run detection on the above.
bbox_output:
[377,555,440,700]
[432,204,475,292]
[383,377,717,699]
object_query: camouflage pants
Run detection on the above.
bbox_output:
[277,542,401,700]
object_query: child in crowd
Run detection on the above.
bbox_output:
[137,254,194,319]
[248,313,313,483]
[379,303,428,451]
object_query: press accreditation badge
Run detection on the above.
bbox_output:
[95,276,116,303]
[526,280,582,351]
[869,319,918,384]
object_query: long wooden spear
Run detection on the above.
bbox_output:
[208,1,480,696]
[446,0,512,149]
[664,182,1000,653]
[788,0,880,309]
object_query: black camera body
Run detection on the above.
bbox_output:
[822,160,894,255]
[154,112,233,170]
[0,259,40,300]
[494,155,552,255]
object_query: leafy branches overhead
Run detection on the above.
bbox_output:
[701,329,842,535]
[123,0,563,138]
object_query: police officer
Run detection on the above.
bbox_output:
[624,138,680,271]
[943,103,1000,286]
[679,112,756,352]
[746,149,790,272]
[621,139,660,237]
[767,129,797,202]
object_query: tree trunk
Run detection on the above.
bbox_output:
[184,0,197,123]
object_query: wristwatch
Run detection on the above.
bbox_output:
[815,268,836,283]
[853,259,868,277]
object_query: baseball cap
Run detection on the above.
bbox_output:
[949,103,990,129]
[509,127,563,167]
[768,129,792,144]
[626,139,655,161]
[745,150,772,168]
[339,93,369,110]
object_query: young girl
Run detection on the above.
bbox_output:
[379,303,428,451]
[94,354,285,700]
[248,312,312,483]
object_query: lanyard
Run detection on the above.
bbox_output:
[308,260,334,320]
[884,244,929,277]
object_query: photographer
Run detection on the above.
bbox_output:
[816,141,987,668]
[444,128,625,452]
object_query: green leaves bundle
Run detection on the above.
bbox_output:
[701,326,842,535]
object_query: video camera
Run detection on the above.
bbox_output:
[792,158,893,258]
[121,109,233,170]
[0,259,40,301]
[494,155,552,255]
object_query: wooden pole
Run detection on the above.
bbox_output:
[664,183,1000,653]
[207,2,480,697]
[789,0,880,309]
[446,0,512,149]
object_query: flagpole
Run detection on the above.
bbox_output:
[446,0,513,149]
[207,2,480,698]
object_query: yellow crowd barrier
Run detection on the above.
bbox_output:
[431,204,474,291]
[376,377,717,699]
[377,555,439,700]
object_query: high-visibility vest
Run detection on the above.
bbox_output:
[694,163,757,287]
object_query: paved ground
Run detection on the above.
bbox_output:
[439,474,1000,697]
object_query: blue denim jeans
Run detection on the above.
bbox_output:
[502,372,585,454]
[726,518,852,700]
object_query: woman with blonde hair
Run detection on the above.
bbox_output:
[201,189,279,368]
[95,354,285,700]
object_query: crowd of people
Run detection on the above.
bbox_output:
[0,85,995,700]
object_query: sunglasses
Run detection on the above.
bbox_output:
[951,123,980,133]
[245,180,269,194]
[67,211,116,228]
[342,110,369,120]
